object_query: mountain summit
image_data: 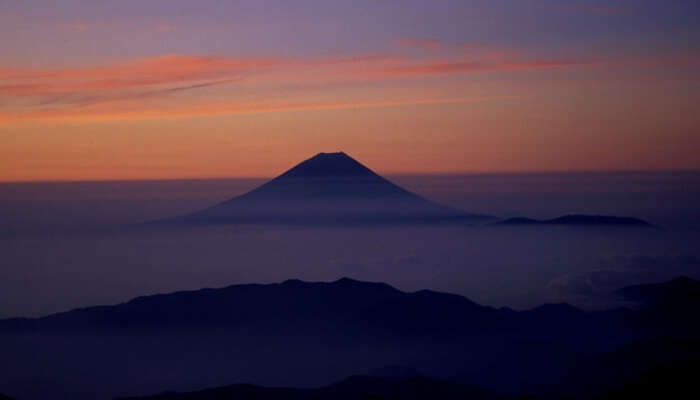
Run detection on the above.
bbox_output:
[275,152,378,179]
[168,152,490,225]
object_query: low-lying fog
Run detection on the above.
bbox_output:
[1,171,699,318]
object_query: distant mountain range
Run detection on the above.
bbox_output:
[1,277,698,399]
[161,152,492,225]
[495,214,652,227]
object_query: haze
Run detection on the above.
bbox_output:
[2,171,699,319]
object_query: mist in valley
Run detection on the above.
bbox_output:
[2,171,698,319]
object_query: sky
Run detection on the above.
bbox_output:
[1,0,699,181]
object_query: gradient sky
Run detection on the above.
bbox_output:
[1,0,699,181]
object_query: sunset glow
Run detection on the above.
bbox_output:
[1,0,699,181]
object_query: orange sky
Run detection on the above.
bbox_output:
[1,1,699,181]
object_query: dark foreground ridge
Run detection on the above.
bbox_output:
[1,277,698,400]
[495,214,652,227]
[159,152,492,225]
[116,375,501,400]
[117,354,700,400]
[616,276,700,310]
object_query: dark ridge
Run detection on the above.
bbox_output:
[368,365,423,379]
[113,339,700,400]
[560,338,700,399]
[611,277,700,336]
[4,276,699,333]
[2,277,699,400]
[616,276,700,308]
[495,214,652,227]
[116,375,501,400]
[526,303,585,317]
[0,277,492,332]
[550,215,651,226]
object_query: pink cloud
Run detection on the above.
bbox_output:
[0,55,283,97]
[0,95,516,124]
[0,50,588,123]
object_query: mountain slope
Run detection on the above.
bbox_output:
[166,152,491,225]
[2,277,698,400]
[0,278,499,334]
[617,276,700,308]
[117,375,502,400]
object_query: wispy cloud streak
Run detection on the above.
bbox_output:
[0,95,520,123]
[0,48,588,122]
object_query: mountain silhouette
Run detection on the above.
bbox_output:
[163,152,491,225]
[617,276,700,308]
[0,277,499,332]
[116,375,502,400]
[2,277,698,400]
[116,349,700,400]
[495,214,651,227]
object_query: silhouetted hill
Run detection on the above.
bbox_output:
[613,277,700,336]
[495,214,652,227]
[116,339,700,400]
[117,375,502,400]
[0,278,499,333]
[162,152,491,225]
[0,393,14,400]
[367,365,423,379]
[617,276,700,308]
[2,277,698,400]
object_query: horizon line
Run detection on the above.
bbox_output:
[2,168,699,185]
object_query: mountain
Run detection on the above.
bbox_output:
[163,152,491,225]
[2,277,698,400]
[617,276,700,308]
[495,214,652,227]
[116,348,700,400]
[0,277,501,333]
[0,278,519,400]
[612,276,700,336]
[116,375,502,400]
